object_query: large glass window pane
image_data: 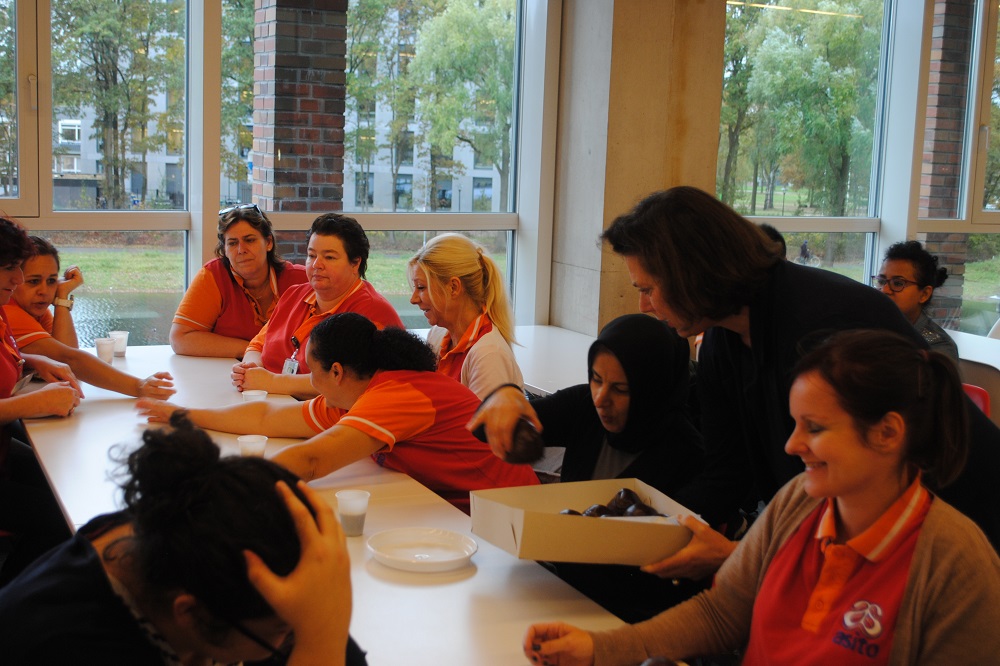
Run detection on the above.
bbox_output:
[0,0,18,198]
[51,0,187,211]
[219,0,517,214]
[718,1,885,217]
[32,231,185,346]
[960,233,1000,335]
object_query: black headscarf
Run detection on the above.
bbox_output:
[587,314,691,454]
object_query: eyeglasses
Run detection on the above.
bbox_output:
[226,617,294,660]
[871,275,920,293]
[218,203,261,217]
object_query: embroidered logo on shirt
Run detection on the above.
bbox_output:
[832,600,884,659]
[842,600,884,638]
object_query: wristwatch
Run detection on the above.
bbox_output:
[54,295,74,311]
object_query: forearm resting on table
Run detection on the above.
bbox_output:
[183,402,314,438]
[272,426,383,481]
[169,324,250,359]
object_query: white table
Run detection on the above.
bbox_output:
[23,345,624,665]
[950,330,1000,428]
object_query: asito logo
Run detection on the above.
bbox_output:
[843,600,884,638]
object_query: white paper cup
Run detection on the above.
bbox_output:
[237,434,268,457]
[335,489,370,537]
[108,330,129,357]
[242,390,268,402]
[95,338,115,363]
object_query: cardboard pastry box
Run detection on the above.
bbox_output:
[470,478,696,566]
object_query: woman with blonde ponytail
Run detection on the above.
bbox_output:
[408,233,522,398]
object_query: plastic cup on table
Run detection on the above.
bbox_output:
[237,434,268,457]
[335,489,370,537]
[95,338,115,363]
[108,330,129,357]
[242,390,268,402]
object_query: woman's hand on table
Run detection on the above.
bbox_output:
[24,353,84,397]
[231,360,261,391]
[238,366,276,392]
[135,397,184,423]
[640,514,736,581]
[245,480,352,661]
[523,622,595,666]
[24,381,81,418]
[136,372,176,400]
[466,385,542,460]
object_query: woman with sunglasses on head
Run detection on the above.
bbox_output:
[0,413,366,666]
[524,330,1000,666]
[874,240,958,363]
[170,203,308,359]
[231,214,402,400]
[408,233,522,399]
[3,236,175,401]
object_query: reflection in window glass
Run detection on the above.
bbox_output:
[0,0,18,198]
[51,0,187,211]
[278,229,511,329]
[960,233,1000,335]
[472,177,493,211]
[770,231,871,284]
[32,231,185,346]
[717,1,884,217]
[221,0,254,207]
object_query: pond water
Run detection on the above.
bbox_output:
[71,291,426,348]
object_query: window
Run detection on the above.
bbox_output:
[355,171,374,207]
[473,176,492,211]
[395,173,413,210]
[58,119,81,143]
[397,129,414,167]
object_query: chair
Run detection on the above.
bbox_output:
[963,383,991,417]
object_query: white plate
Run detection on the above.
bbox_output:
[367,527,478,572]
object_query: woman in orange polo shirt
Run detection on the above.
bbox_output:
[408,233,522,399]
[170,203,308,359]
[524,330,1000,665]
[231,214,402,399]
[139,312,537,512]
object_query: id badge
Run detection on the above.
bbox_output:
[13,370,36,394]
[281,358,299,375]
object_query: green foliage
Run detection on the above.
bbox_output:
[968,233,1000,262]
[0,1,18,195]
[220,0,254,185]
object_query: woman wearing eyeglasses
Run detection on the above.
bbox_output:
[170,203,308,359]
[0,413,366,665]
[874,241,959,363]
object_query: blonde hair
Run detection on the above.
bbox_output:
[408,233,516,345]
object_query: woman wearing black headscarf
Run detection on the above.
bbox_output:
[485,314,705,622]
[531,314,703,492]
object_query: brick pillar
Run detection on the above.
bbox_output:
[918,232,964,330]
[919,0,974,218]
[253,0,347,213]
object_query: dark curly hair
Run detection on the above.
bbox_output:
[215,205,286,274]
[118,413,312,625]
[883,240,948,297]
[308,213,370,279]
[0,214,35,267]
[308,312,436,378]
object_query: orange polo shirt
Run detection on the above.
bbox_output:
[433,312,492,381]
[745,477,931,665]
[302,369,538,510]
[2,301,53,347]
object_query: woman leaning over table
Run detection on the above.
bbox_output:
[232,213,402,400]
[0,216,82,584]
[170,203,308,359]
[4,237,175,401]
[0,414,366,665]
[408,233,522,399]
[141,312,538,512]
[524,330,1000,666]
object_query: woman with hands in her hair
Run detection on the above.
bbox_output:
[3,236,175,401]
[140,312,537,512]
[0,412,366,665]
[523,330,1000,666]
[409,233,523,399]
